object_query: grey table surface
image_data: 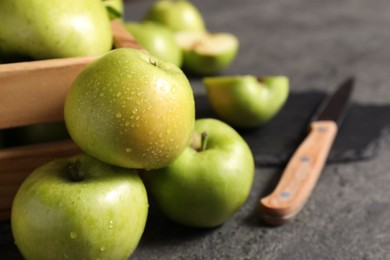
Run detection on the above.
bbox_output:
[2,0,390,259]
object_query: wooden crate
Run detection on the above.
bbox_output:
[0,20,143,221]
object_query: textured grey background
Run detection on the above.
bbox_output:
[1,0,390,259]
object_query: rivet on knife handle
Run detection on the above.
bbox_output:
[259,120,338,225]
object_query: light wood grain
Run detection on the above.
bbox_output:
[111,19,144,50]
[0,56,97,129]
[259,121,338,224]
[0,140,82,211]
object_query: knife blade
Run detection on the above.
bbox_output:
[259,77,354,225]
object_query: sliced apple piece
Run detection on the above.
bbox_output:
[203,75,289,128]
[176,31,239,75]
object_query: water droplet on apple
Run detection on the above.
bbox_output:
[100,246,105,252]
[115,112,122,118]
[132,108,138,115]
[116,92,122,97]
[70,231,77,239]
[108,220,114,229]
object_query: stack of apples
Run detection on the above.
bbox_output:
[3,0,290,259]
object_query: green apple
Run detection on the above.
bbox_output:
[125,21,183,67]
[143,118,254,228]
[4,121,69,147]
[0,0,112,60]
[103,0,124,20]
[144,0,206,32]
[64,48,195,169]
[176,31,239,75]
[203,76,289,128]
[11,153,148,259]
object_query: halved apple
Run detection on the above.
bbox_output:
[203,76,289,128]
[176,31,238,75]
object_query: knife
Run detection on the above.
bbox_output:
[259,77,354,225]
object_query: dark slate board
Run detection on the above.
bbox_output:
[195,91,390,167]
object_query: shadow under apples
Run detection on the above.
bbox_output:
[136,194,218,249]
[241,169,285,228]
[0,221,23,260]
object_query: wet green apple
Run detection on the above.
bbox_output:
[125,21,183,67]
[144,0,206,32]
[11,153,148,260]
[143,118,254,228]
[64,48,195,169]
[176,31,239,75]
[0,0,112,60]
[203,75,289,128]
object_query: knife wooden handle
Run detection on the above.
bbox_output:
[259,120,338,225]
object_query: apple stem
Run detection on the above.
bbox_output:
[200,131,208,151]
[149,58,157,67]
[68,161,85,182]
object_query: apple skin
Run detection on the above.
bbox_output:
[176,32,239,75]
[144,0,206,32]
[125,21,183,67]
[0,0,112,60]
[11,153,148,260]
[64,48,195,170]
[143,118,255,228]
[203,76,289,128]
